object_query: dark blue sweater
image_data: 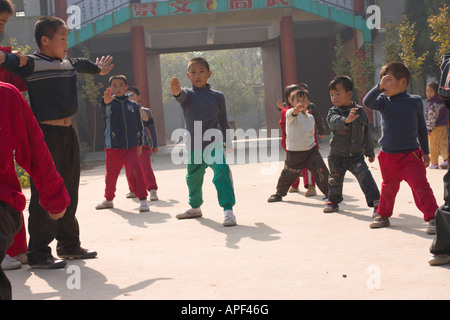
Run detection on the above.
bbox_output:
[363,85,429,154]
[174,84,230,151]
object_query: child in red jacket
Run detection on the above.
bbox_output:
[0,82,70,299]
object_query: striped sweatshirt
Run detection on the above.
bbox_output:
[1,51,101,122]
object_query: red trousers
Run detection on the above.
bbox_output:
[104,147,147,201]
[290,169,315,189]
[377,149,438,221]
[125,146,157,192]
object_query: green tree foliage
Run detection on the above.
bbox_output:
[332,34,350,77]
[403,0,443,78]
[397,15,428,93]
[382,24,401,65]
[428,2,450,65]
[160,48,263,119]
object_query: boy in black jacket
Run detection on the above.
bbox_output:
[96,75,149,212]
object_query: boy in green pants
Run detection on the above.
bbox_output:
[170,57,236,226]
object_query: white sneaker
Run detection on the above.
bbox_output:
[223,210,236,227]
[139,200,150,212]
[176,208,202,219]
[13,253,27,264]
[95,200,113,210]
[1,254,22,270]
[149,190,158,201]
[126,192,136,199]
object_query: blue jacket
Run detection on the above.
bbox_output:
[363,85,429,154]
[99,94,144,150]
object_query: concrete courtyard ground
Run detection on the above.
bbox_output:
[7,137,450,300]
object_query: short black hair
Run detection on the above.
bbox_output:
[127,86,140,96]
[188,57,210,72]
[34,16,66,48]
[290,89,310,101]
[380,61,411,86]
[0,0,14,15]
[328,76,354,92]
[109,75,128,86]
[283,84,300,104]
[427,81,439,95]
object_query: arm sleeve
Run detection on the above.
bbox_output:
[147,110,158,148]
[361,111,375,158]
[363,84,385,111]
[326,108,347,131]
[309,103,327,135]
[70,57,101,74]
[9,85,70,214]
[417,99,430,154]
[218,93,232,149]
[174,88,190,107]
[1,52,34,78]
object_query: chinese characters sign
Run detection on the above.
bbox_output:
[133,0,292,17]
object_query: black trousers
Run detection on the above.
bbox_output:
[27,124,81,264]
[276,146,329,197]
[0,203,22,300]
[430,169,450,255]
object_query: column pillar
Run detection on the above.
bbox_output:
[280,15,298,87]
[54,0,68,21]
[262,42,283,135]
[131,26,150,110]
[146,51,166,146]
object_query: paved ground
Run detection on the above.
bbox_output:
[7,137,450,300]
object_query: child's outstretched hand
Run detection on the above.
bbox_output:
[104,87,114,104]
[344,108,360,124]
[12,51,27,67]
[170,77,181,96]
[96,55,114,75]
[293,103,307,115]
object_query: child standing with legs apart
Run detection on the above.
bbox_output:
[268,89,329,202]
[363,62,438,234]
[425,81,448,169]
[124,86,159,201]
[96,75,149,212]
[0,16,113,268]
[170,57,236,226]
[325,76,380,214]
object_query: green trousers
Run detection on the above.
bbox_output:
[187,147,235,211]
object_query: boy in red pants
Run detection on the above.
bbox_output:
[124,86,159,201]
[363,62,438,234]
[96,75,149,212]
[0,82,69,299]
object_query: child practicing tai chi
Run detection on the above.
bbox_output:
[0,82,69,299]
[268,89,329,202]
[0,16,113,268]
[363,62,438,234]
[124,86,159,201]
[170,57,236,227]
[325,76,380,214]
[96,75,149,213]
[425,81,448,169]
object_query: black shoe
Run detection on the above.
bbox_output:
[57,247,97,260]
[267,194,282,202]
[29,257,67,269]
